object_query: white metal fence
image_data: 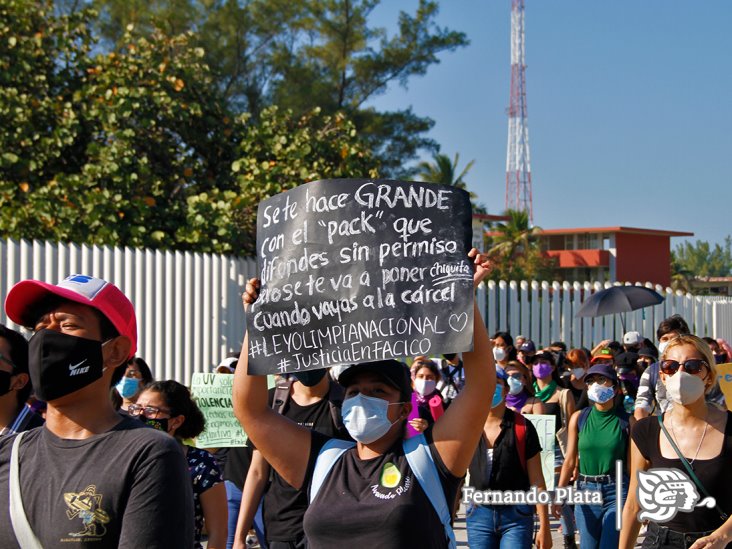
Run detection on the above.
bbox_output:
[0,239,257,385]
[1,238,731,385]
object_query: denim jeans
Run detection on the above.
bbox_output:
[466,504,535,549]
[574,477,628,549]
[641,522,717,549]
[225,480,267,549]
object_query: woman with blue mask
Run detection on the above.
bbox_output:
[555,363,630,549]
[233,249,496,549]
[466,367,552,549]
[112,356,153,413]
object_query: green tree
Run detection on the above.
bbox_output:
[417,152,474,188]
[88,0,468,177]
[183,106,378,255]
[416,151,486,213]
[486,209,555,281]
[671,236,732,279]
[0,1,376,253]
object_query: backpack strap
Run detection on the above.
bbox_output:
[326,381,345,432]
[403,434,457,549]
[559,388,570,428]
[272,377,293,414]
[9,432,43,549]
[514,413,527,472]
[309,438,356,504]
[577,407,592,433]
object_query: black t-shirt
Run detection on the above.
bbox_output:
[468,408,542,492]
[257,387,348,542]
[303,428,462,549]
[631,412,732,533]
[0,417,193,548]
[224,445,254,490]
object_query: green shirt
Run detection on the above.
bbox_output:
[577,407,627,476]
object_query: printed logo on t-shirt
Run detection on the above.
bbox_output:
[372,462,411,500]
[61,485,111,541]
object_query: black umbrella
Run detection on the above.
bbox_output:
[575,285,664,330]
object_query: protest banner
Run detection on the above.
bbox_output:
[247,178,474,375]
[525,414,556,490]
[190,373,247,447]
[716,362,732,410]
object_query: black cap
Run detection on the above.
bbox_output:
[338,360,412,400]
[615,351,639,368]
[639,347,658,360]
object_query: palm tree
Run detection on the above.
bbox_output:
[416,152,486,212]
[417,153,475,189]
[488,208,542,261]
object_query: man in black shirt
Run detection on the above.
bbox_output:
[233,369,349,549]
[0,275,193,547]
[0,325,44,437]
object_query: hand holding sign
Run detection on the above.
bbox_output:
[246,178,475,375]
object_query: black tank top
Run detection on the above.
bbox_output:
[543,401,562,432]
[631,412,732,533]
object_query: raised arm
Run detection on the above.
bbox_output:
[433,249,496,476]
[618,438,649,549]
[233,278,312,489]
[233,449,270,549]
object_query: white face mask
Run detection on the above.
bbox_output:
[664,371,706,405]
[587,382,615,404]
[414,378,436,397]
[571,368,585,380]
[493,347,506,362]
[658,341,669,355]
[341,394,401,444]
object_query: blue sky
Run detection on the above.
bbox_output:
[368,1,732,247]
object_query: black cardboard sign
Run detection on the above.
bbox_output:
[246,178,474,375]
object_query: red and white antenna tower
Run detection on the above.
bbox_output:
[505,0,533,222]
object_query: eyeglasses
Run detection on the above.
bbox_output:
[127,404,171,419]
[660,359,708,376]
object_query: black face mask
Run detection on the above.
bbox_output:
[0,371,12,397]
[28,329,105,401]
[142,417,169,432]
[292,369,327,387]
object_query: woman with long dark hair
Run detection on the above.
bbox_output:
[132,380,228,549]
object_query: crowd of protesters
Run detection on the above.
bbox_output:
[0,266,731,548]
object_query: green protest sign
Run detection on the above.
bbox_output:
[190,373,247,447]
[524,414,556,491]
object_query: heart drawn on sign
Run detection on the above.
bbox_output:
[448,312,468,333]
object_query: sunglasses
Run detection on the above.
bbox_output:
[659,359,708,376]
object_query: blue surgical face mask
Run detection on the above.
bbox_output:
[115,376,141,399]
[341,393,402,444]
[491,384,504,408]
[507,376,524,395]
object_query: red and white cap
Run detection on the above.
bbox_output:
[4,274,137,359]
